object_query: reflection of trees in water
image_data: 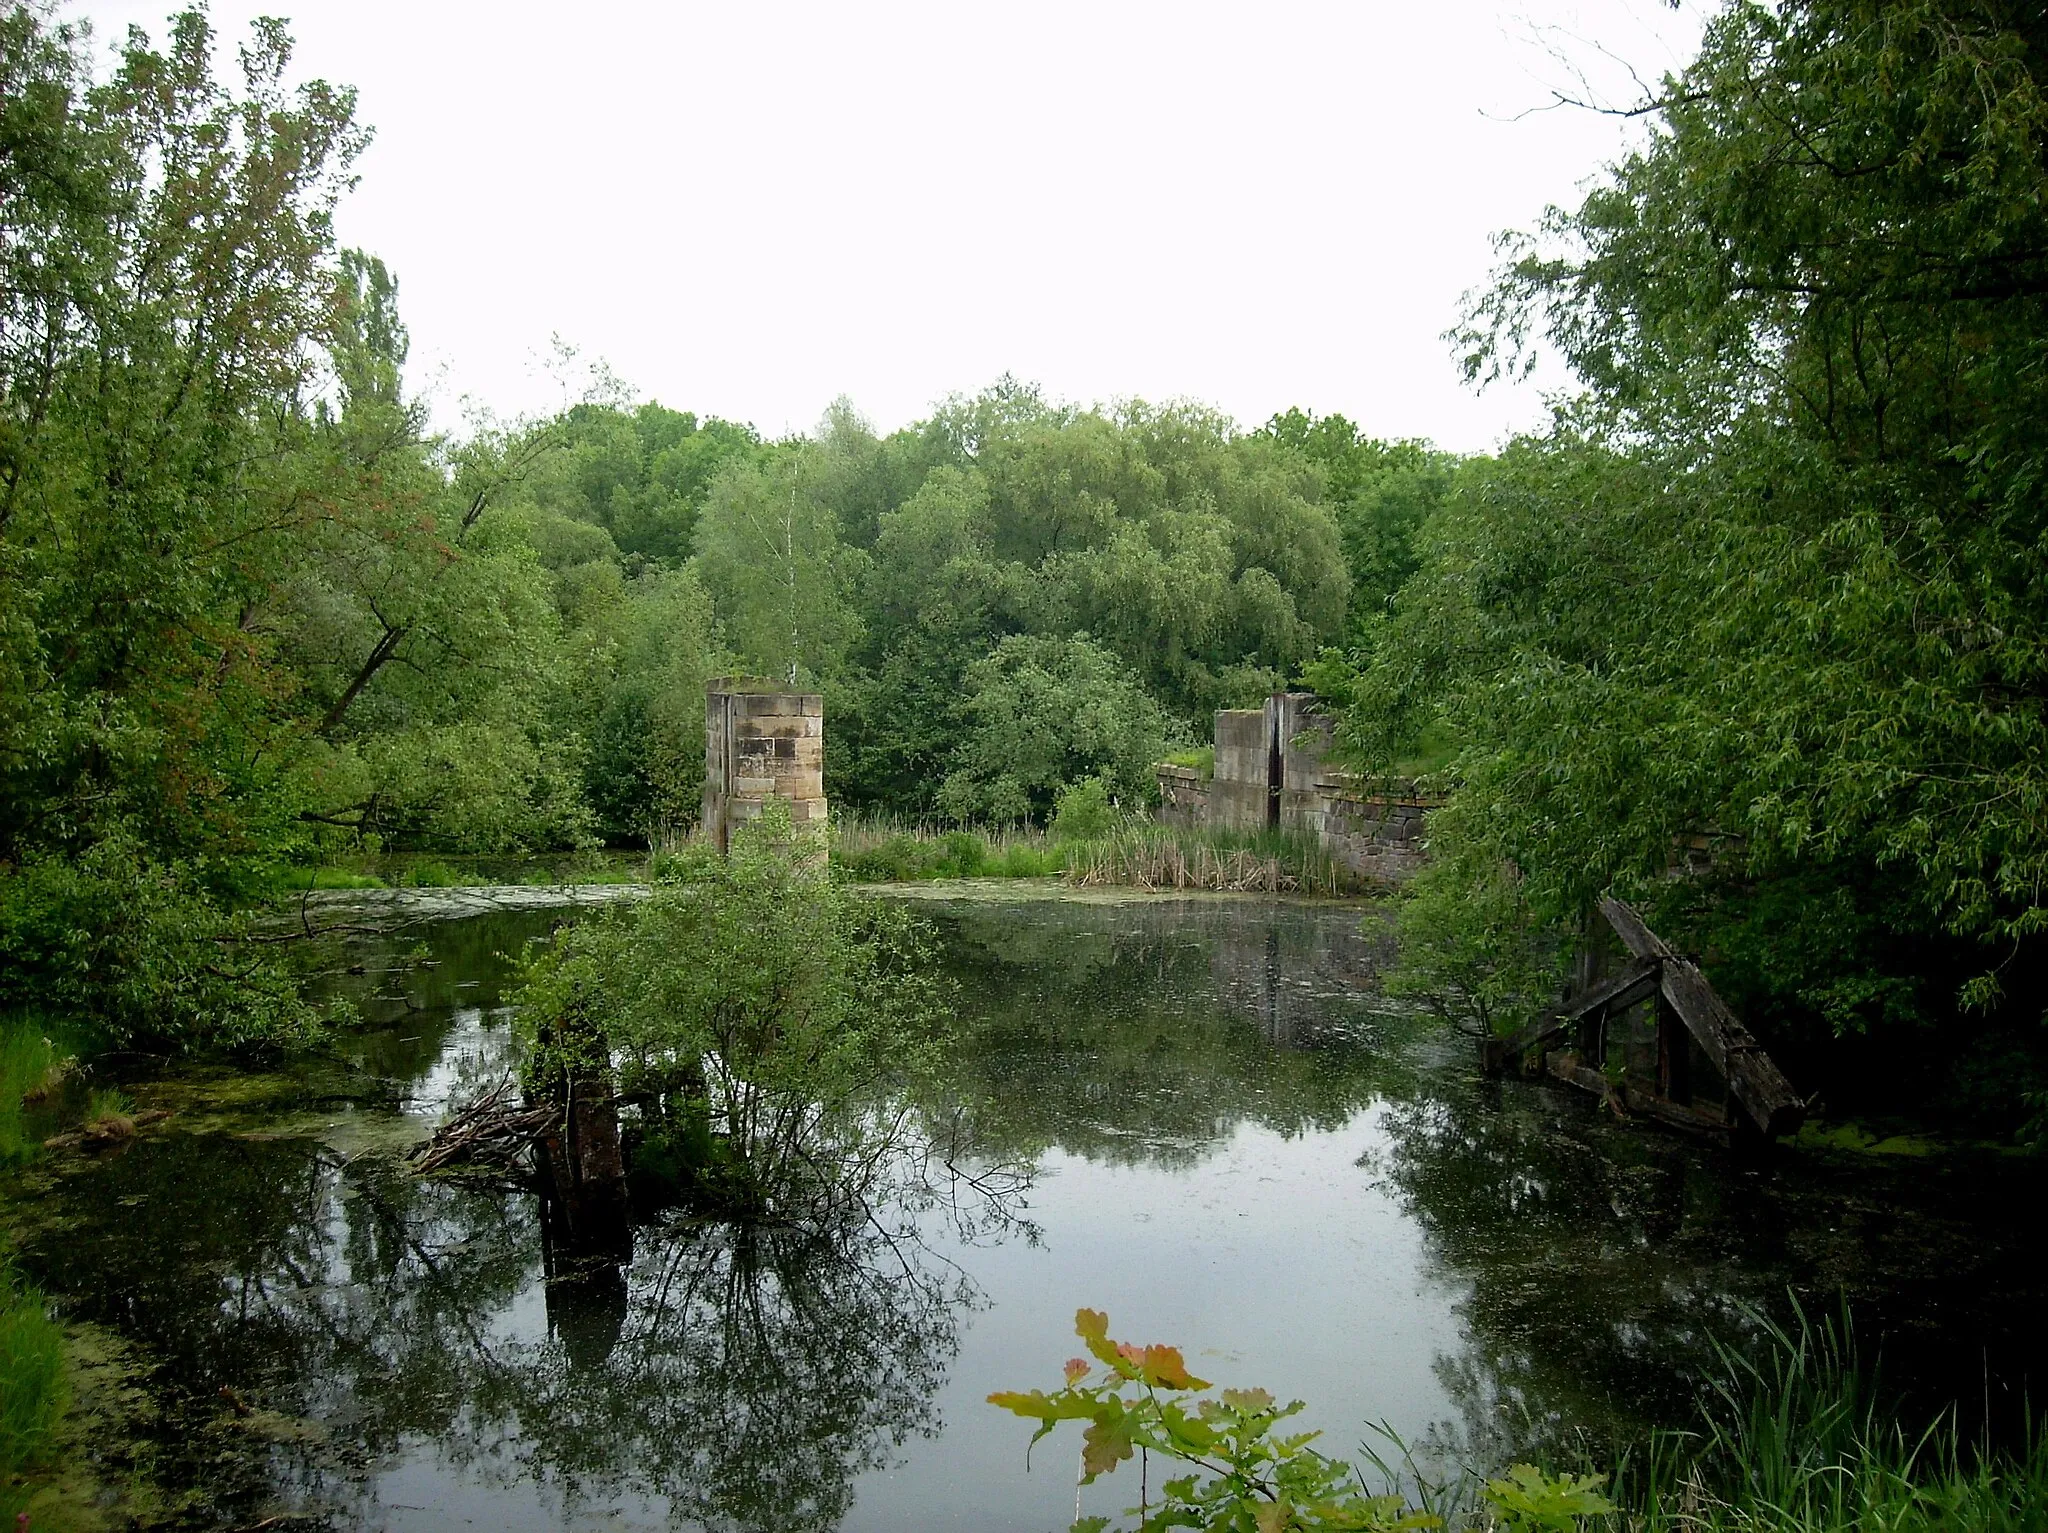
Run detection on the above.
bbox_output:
[1370,1080,1778,1466]
[504,1218,962,1530]
[1373,1071,2048,1467]
[20,1132,964,1532]
[924,900,1414,1168]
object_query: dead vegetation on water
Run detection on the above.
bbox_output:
[1063,824,1357,897]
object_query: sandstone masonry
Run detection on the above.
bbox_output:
[702,677,827,852]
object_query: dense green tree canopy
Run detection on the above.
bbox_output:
[0,5,1435,1045]
[1327,0,2048,1123]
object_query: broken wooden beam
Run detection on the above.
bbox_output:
[1598,897,1805,1138]
[1547,1050,1735,1139]
[1483,957,1660,1072]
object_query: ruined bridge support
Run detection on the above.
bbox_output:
[702,677,827,853]
[1157,691,1437,884]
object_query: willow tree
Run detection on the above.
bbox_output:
[1342,1,2048,1117]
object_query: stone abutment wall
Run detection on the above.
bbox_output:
[1156,692,1438,885]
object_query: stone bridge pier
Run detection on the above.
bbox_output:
[702,677,827,852]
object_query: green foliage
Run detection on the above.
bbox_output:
[0,7,374,1047]
[0,843,325,1050]
[1326,0,2048,1114]
[552,563,726,842]
[993,1309,1604,1533]
[512,400,761,563]
[695,448,869,687]
[1261,410,1464,626]
[1384,823,1562,1039]
[516,804,945,1216]
[0,6,1494,1053]
[1000,1306,2048,1533]
[1481,1465,1614,1532]
[828,389,1384,816]
[1052,778,1122,843]
[939,635,1175,824]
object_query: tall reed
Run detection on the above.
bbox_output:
[1621,1304,2048,1532]
[0,1015,67,1166]
[0,1266,65,1511]
[1063,823,1354,896]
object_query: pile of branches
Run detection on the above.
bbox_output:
[406,1077,559,1178]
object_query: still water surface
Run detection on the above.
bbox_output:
[15,887,2048,1530]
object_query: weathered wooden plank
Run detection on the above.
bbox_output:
[1483,957,1660,1072]
[1599,897,1676,964]
[1563,957,1661,1024]
[1545,1050,1613,1102]
[1659,962,1805,1137]
[1543,1050,1735,1138]
[1621,1082,1729,1139]
[1597,898,1805,1138]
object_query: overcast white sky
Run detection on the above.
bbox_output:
[77,0,1711,449]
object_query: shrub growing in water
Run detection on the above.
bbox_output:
[517,802,945,1219]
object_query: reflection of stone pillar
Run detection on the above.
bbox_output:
[702,677,828,853]
[540,1193,630,1370]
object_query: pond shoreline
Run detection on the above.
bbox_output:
[281,875,1386,919]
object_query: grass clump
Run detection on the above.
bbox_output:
[275,866,387,891]
[0,1269,66,1496]
[390,861,466,888]
[1161,743,1215,778]
[0,1017,69,1165]
[1620,1305,2048,1533]
[82,1088,135,1145]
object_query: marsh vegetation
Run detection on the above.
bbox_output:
[7,0,2048,1529]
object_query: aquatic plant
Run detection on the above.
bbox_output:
[993,1308,1610,1532]
[0,1268,65,1495]
[1063,824,1355,897]
[0,1017,67,1165]
[81,1087,137,1146]
[1625,1304,2048,1533]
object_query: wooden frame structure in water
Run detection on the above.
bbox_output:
[1483,897,1806,1142]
